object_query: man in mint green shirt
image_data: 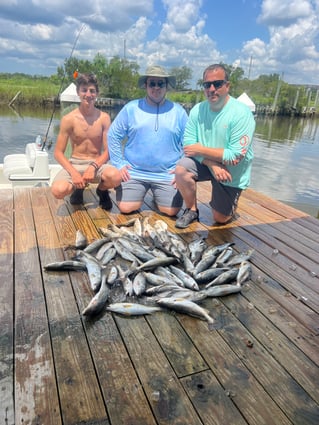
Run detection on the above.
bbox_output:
[175,63,255,228]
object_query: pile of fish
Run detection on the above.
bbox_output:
[44,217,253,330]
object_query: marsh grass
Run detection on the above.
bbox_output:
[0,73,201,107]
[0,74,60,105]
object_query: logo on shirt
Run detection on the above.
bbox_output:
[240,135,250,155]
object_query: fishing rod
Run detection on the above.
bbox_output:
[41,23,86,150]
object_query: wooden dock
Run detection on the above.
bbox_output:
[1,183,318,425]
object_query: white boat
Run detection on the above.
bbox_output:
[0,141,61,188]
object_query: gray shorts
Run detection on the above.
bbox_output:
[115,179,183,208]
[177,157,242,216]
[53,158,109,184]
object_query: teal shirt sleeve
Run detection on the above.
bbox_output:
[220,99,255,188]
[221,99,255,163]
[183,103,204,163]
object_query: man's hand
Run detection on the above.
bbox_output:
[169,169,177,187]
[183,143,203,157]
[71,170,87,189]
[212,164,232,182]
[204,159,232,183]
[82,165,97,184]
[120,165,131,182]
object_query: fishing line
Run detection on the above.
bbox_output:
[42,23,86,150]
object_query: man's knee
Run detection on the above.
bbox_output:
[212,209,233,224]
[51,181,72,199]
[118,202,142,214]
[175,164,187,176]
[101,166,121,187]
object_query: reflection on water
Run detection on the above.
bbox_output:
[0,105,61,158]
[250,115,319,218]
[0,105,318,218]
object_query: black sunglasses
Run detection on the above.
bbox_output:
[202,80,227,90]
[148,80,166,88]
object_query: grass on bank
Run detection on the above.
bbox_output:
[0,75,60,105]
[0,73,203,107]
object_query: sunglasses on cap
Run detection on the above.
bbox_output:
[202,80,227,90]
[147,80,167,88]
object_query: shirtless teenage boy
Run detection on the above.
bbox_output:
[51,73,121,209]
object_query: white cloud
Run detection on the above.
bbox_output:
[163,0,202,32]
[27,24,54,41]
[239,0,319,82]
[258,0,312,25]
[138,0,221,82]
[0,0,318,86]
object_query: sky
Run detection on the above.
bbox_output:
[0,0,318,87]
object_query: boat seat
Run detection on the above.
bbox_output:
[3,142,50,182]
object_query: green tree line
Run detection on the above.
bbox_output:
[0,53,317,114]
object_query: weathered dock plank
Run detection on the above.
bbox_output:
[146,312,208,378]
[178,313,293,425]
[14,188,61,425]
[31,188,109,425]
[113,314,204,425]
[0,189,14,425]
[126,186,319,424]
[180,370,248,425]
[0,183,318,425]
[46,188,159,425]
[221,290,319,404]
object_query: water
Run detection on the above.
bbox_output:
[0,105,318,218]
[0,106,61,157]
[250,115,319,218]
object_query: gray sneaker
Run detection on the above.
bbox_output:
[175,208,199,229]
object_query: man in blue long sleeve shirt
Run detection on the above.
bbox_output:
[108,65,188,216]
[175,63,255,228]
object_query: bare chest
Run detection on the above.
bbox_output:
[72,114,104,139]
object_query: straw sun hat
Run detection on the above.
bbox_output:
[138,65,176,90]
